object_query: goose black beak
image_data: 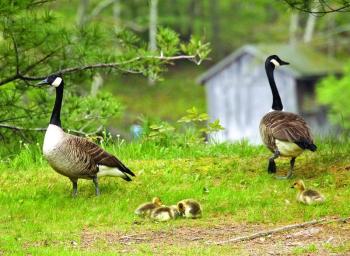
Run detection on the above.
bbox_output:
[37,78,48,86]
[281,60,290,66]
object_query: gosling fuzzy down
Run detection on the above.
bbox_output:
[177,199,202,219]
[150,205,180,222]
[134,197,163,218]
[291,180,325,205]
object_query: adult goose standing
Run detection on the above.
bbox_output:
[38,75,135,196]
[259,55,317,179]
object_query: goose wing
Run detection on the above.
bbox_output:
[66,135,135,177]
[263,111,316,150]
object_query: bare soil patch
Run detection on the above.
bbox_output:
[80,219,350,255]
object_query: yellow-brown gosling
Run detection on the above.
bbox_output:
[177,199,202,219]
[291,180,325,205]
[134,197,163,218]
[150,205,180,222]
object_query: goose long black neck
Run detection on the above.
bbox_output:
[50,83,64,127]
[265,62,283,111]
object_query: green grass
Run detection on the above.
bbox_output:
[292,244,318,255]
[0,140,349,254]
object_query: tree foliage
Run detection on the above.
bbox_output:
[317,67,350,131]
[0,0,209,148]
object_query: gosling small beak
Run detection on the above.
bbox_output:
[281,60,290,65]
[36,78,48,86]
[290,186,294,189]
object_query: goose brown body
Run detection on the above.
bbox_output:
[43,125,134,181]
[259,111,315,157]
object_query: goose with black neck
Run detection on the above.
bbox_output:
[38,75,135,196]
[259,55,317,179]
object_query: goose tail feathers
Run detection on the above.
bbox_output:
[295,140,317,152]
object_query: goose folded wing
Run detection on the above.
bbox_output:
[271,116,314,149]
[76,137,135,177]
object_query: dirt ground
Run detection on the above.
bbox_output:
[80,218,350,255]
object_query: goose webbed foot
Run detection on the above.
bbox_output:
[71,179,78,197]
[268,150,280,174]
[93,177,100,196]
[275,157,295,180]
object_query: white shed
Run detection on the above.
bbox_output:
[197,44,342,144]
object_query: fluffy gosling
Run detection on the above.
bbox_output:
[291,180,325,205]
[134,197,163,218]
[177,199,202,219]
[150,205,180,222]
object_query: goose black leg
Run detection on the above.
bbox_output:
[93,176,100,196]
[268,150,280,174]
[70,178,78,197]
[276,157,296,180]
[286,157,296,179]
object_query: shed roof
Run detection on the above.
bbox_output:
[197,44,343,84]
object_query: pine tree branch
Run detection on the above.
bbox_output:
[283,0,350,14]
[10,34,20,75]
[0,123,103,136]
[0,54,197,86]
[28,0,54,8]
[22,50,59,74]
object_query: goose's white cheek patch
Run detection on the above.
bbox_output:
[52,77,62,87]
[270,59,280,67]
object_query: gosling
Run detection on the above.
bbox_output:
[134,197,163,218]
[177,199,202,219]
[291,180,325,205]
[150,205,180,222]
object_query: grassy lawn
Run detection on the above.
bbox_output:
[0,140,349,255]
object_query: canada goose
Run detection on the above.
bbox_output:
[150,205,180,222]
[134,197,163,218]
[259,55,317,179]
[177,199,202,219]
[37,75,135,196]
[291,180,325,205]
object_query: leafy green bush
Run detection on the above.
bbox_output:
[317,66,350,132]
[141,107,224,147]
[64,91,123,134]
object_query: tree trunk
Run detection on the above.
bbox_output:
[209,0,222,59]
[326,15,335,57]
[113,0,121,32]
[90,73,103,96]
[148,0,158,86]
[303,6,318,43]
[76,0,89,28]
[289,12,299,45]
